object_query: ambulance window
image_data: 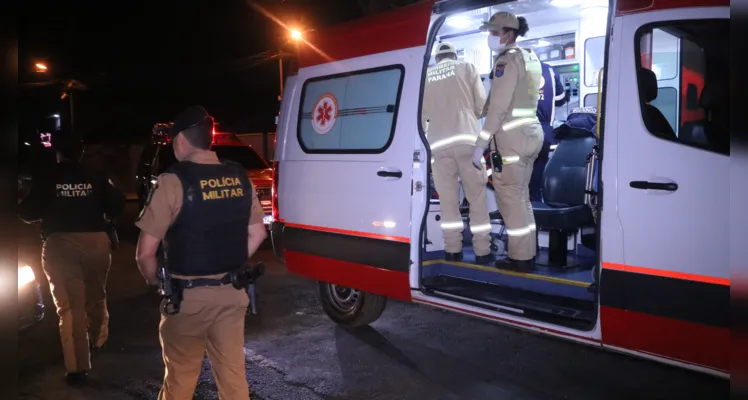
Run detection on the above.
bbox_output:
[583,36,605,87]
[297,65,404,153]
[584,93,598,108]
[635,19,729,155]
[650,29,679,80]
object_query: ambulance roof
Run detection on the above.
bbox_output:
[298,0,433,68]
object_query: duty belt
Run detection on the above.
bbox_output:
[159,263,266,316]
[173,274,232,289]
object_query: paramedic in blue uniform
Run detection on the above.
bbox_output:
[529,61,568,201]
[135,106,267,399]
[473,11,544,272]
[19,132,126,385]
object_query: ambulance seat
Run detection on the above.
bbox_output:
[680,82,721,147]
[532,111,596,267]
[638,67,676,141]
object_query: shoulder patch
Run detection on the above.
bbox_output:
[494,63,505,78]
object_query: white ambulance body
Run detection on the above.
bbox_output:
[270,0,729,377]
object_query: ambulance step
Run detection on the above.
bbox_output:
[422,275,595,330]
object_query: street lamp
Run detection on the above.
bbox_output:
[279,28,305,100]
[35,63,48,73]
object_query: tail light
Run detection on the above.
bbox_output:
[271,161,279,221]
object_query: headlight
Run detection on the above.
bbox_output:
[18,265,36,287]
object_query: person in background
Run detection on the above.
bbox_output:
[422,42,493,264]
[19,132,125,385]
[135,105,266,399]
[472,11,544,272]
[530,61,568,202]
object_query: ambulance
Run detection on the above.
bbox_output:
[270,0,729,377]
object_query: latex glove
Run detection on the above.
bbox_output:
[472,146,486,170]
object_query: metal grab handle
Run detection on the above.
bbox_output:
[377,170,402,178]
[629,181,678,191]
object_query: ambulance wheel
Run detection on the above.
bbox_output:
[318,282,387,328]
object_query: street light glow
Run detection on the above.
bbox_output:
[290,29,302,40]
[35,63,48,72]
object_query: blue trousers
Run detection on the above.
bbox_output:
[529,123,554,202]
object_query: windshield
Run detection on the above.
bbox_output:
[211,145,269,170]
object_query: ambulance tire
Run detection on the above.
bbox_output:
[318,282,387,328]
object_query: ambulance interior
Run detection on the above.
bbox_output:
[420,0,684,329]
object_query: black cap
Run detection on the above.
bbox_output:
[168,105,212,138]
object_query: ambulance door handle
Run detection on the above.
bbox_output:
[377,170,402,179]
[629,181,678,191]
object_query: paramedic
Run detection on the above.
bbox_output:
[135,105,267,399]
[18,131,126,385]
[529,61,568,201]
[422,42,493,263]
[472,11,544,272]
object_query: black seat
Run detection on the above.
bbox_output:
[679,84,709,146]
[638,67,676,141]
[532,108,596,267]
[680,81,728,153]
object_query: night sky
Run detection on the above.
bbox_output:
[19,0,368,146]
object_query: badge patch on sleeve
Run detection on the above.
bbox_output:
[495,64,505,78]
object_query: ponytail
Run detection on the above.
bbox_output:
[516,16,530,37]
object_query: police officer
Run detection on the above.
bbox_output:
[530,61,568,202]
[422,42,493,263]
[19,132,125,384]
[472,12,544,272]
[135,106,267,399]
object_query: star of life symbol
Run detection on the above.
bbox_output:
[311,93,338,135]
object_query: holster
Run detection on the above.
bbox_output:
[234,263,266,315]
[229,263,265,290]
[158,266,182,316]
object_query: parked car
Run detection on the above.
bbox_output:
[18,263,45,331]
[136,126,274,227]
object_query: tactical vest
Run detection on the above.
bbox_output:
[41,162,110,237]
[163,160,252,276]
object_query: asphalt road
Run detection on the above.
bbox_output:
[18,203,729,400]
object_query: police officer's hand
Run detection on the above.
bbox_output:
[472,146,486,170]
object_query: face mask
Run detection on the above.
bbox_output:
[487,34,504,52]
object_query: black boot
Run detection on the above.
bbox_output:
[495,257,535,273]
[65,371,89,386]
[90,343,105,355]
[445,251,463,262]
[475,253,495,264]
[90,338,105,354]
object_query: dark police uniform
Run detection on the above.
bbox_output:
[18,143,125,379]
[530,61,568,202]
[135,107,264,399]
